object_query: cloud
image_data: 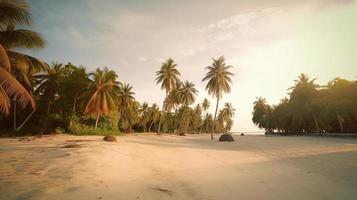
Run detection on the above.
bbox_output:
[137,57,148,62]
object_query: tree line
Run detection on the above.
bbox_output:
[252,74,357,134]
[0,0,235,138]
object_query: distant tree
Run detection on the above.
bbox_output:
[199,98,210,133]
[221,102,235,132]
[84,68,119,129]
[139,102,150,132]
[148,104,160,132]
[289,73,319,132]
[178,81,198,133]
[34,62,65,132]
[118,83,137,132]
[202,56,234,139]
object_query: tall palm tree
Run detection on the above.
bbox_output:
[178,81,198,134]
[289,73,319,132]
[0,1,46,89]
[252,97,267,129]
[34,62,65,131]
[118,83,136,132]
[155,58,181,133]
[84,68,119,129]
[221,102,235,132]
[221,102,235,120]
[192,104,202,132]
[0,0,41,116]
[202,56,234,140]
[148,104,160,132]
[139,102,150,132]
[199,98,210,133]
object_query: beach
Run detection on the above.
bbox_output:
[1,134,357,200]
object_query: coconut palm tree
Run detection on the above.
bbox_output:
[202,56,234,140]
[221,103,235,120]
[34,62,65,131]
[192,104,202,133]
[148,104,160,132]
[0,0,42,116]
[178,81,198,134]
[0,1,46,90]
[139,102,150,132]
[84,68,119,129]
[199,98,210,133]
[221,102,235,131]
[252,97,267,129]
[118,83,137,132]
[155,58,181,133]
[289,73,319,132]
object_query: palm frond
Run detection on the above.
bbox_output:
[0,67,34,115]
[0,0,31,26]
[0,29,45,49]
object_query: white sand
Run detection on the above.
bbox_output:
[1,134,357,200]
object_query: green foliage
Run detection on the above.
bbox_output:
[69,120,121,136]
[252,74,357,133]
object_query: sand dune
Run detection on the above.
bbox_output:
[1,134,357,200]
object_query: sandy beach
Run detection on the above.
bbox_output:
[1,134,357,200]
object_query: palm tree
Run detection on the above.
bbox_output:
[221,102,235,132]
[148,104,160,132]
[155,58,181,133]
[192,104,202,133]
[0,0,42,117]
[178,81,198,134]
[34,62,65,131]
[0,1,46,90]
[202,56,234,140]
[199,98,210,133]
[139,102,150,132]
[252,97,267,129]
[118,83,137,132]
[84,68,119,129]
[289,73,319,132]
[60,64,89,127]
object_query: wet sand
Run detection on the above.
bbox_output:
[1,134,357,200]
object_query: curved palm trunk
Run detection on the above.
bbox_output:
[95,111,100,129]
[16,105,38,132]
[149,120,154,132]
[313,114,320,132]
[211,96,220,140]
[336,111,344,133]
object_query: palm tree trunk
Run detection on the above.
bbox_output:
[16,105,38,132]
[211,96,220,140]
[149,120,154,132]
[69,93,78,127]
[13,98,17,131]
[313,114,319,132]
[199,111,205,134]
[179,106,187,134]
[95,111,100,129]
[43,100,52,133]
[173,109,177,133]
[336,111,344,133]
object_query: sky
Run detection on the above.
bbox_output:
[25,0,357,132]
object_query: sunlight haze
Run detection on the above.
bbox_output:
[26,0,357,132]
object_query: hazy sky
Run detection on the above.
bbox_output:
[25,0,357,132]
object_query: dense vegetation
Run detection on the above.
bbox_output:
[252,74,357,134]
[0,0,235,136]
